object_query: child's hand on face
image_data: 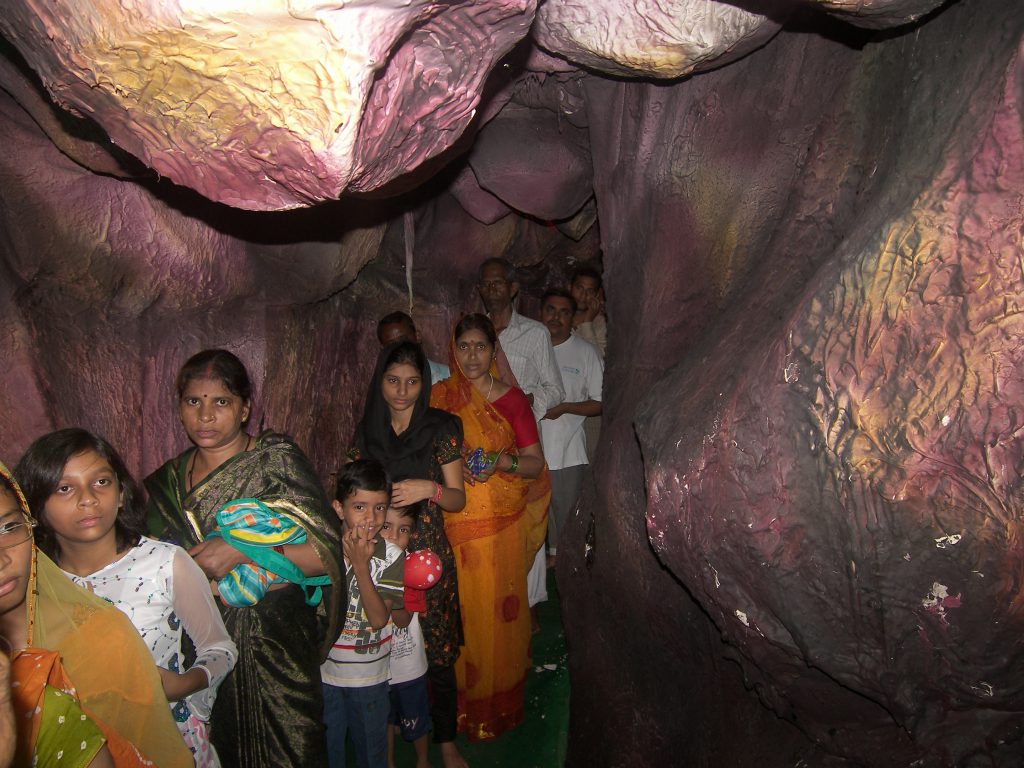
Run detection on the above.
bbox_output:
[342,524,377,568]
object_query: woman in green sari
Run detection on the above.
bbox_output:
[146,349,343,768]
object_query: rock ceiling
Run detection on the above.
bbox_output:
[3,1,1023,765]
[2,0,942,210]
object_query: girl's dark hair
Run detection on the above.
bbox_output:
[176,348,253,402]
[382,340,428,380]
[454,313,497,347]
[14,428,147,560]
[335,458,392,502]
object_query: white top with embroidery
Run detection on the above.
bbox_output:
[66,537,237,767]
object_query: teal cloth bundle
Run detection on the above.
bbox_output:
[207,498,331,608]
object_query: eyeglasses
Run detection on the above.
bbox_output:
[0,518,35,549]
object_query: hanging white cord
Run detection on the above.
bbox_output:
[403,211,415,315]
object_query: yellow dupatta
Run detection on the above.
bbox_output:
[429,341,549,559]
[1,463,192,767]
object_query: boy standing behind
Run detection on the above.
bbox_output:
[322,460,406,768]
[380,502,433,768]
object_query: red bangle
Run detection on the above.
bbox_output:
[272,545,285,555]
[431,483,444,504]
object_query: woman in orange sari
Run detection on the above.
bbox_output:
[429,313,550,742]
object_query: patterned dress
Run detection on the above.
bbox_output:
[408,423,464,667]
[66,538,237,767]
[430,368,550,742]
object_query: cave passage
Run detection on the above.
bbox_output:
[2,0,1024,765]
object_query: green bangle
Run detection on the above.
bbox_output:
[508,454,519,474]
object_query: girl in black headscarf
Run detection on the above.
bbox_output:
[353,340,468,767]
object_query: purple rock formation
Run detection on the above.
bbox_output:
[0,0,1022,765]
[563,0,1024,764]
[0,0,945,211]
[534,0,788,78]
[815,0,947,27]
[469,81,591,222]
[0,0,536,210]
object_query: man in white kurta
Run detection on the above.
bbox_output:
[539,289,603,566]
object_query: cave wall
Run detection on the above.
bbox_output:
[1,0,1023,765]
[0,78,595,483]
[560,0,1024,765]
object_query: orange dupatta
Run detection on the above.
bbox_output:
[1,462,192,768]
[429,350,549,559]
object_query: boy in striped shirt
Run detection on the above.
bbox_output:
[321,459,406,768]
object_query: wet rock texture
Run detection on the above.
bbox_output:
[1,0,1023,765]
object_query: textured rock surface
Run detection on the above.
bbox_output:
[534,0,787,78]
[815,0,948,27]
[0,0,946,210]
[469,76,591,221]
[0,0,1022,765]
[563,0,1024,764]
[533,0,946,78]
[0,0,536,210]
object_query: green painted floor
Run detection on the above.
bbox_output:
[392,569,570,767]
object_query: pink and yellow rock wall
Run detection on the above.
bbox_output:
[1,0,1021,763]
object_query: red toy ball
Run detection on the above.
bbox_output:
[404,549,444,590]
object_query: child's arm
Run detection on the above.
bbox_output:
[344,527,393,630]
[157,666,209,702]
[391,608,414,629]
[164,548,238,703]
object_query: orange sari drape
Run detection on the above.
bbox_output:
[1,461,192,768]
[12,648,161,768]
[430,365,549,742]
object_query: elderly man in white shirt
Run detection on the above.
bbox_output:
[478,258,565,421]
[477,257,564,625]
